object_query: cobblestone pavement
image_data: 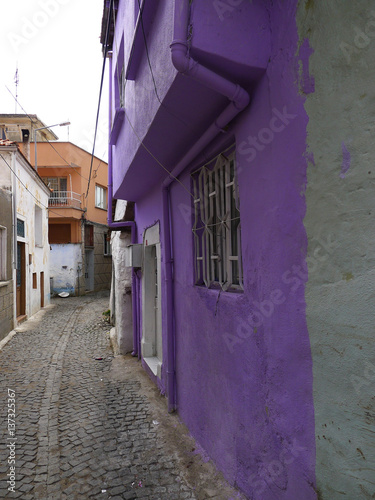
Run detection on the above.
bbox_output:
[0,294,246,500]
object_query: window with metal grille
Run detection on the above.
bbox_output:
[17,218,25,238]
[192,150,242,291]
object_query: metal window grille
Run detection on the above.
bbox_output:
[17,218,25,238]
[192,151,242,291]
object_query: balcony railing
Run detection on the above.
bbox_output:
[49,191,82,209]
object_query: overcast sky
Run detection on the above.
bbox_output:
[0,0,108,161]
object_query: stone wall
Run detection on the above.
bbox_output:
[93,223,112,292]
[0,283,13,341]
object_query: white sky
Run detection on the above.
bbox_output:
[0,0,109,161]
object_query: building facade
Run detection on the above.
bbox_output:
[0,140,50,340]
[1,115,111,297]
[103,1,375,499]
[31,141,111,296]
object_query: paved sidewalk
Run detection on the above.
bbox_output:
[0,294,246,500]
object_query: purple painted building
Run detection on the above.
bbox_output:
[101,0,375,498]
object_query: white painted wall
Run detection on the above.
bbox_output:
[13,149,50,318]
[50,243,83,296]
[298,2,375,498]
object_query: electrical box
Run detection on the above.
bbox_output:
[125,244,143,268]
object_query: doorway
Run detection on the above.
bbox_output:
[142,224,162,378]
[16,242,26,318]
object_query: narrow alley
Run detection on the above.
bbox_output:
[0,294,245,500]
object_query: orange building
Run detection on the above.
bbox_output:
[29,141,111,295]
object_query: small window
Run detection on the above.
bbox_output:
[35,205,43,247]
[104,232,112,256]
[192,150,242,291]
[17,218,25,238]
[32,273,37,289]
[95,185,107,210]
[0,226,7,280]
[85,225,94,247]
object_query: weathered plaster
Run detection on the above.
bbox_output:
[50,244,82,296]
[109,200,133,354]
[297,1,375,498]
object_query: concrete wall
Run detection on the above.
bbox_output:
[50,243,82,296]
[297,1,375,498]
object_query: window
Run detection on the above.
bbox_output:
[95,185,107,209]
[35,205,43,247]
[85,225,94,247]
[33,273,37,289]
[0,226,7,280]
[17,218,25,238]
[192,150,242,291]
[104,232,112,256]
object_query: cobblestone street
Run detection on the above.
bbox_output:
[0,294,245,500]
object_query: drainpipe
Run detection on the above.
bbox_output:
[162,0,251,412]
[107,51,139,357]
[11,151,18,328]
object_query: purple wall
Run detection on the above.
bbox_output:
[110,0,316,498]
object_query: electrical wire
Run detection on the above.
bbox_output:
[136,0,162,105]
[85,0,114,199]
[136,0,194,131]
[0,152,82,220]
[110,3,194,199]
[5,86,95,182]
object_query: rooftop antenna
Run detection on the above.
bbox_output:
[14,65,19,113]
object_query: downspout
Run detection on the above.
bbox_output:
[11,151,18,327]
[163,0,251,412]
[107,51,139,357]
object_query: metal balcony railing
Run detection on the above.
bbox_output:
[49,191,81,209]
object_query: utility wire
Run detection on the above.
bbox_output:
[110,4,193,198]
[136,0,194,131]
[85,0,114,199]
[5,85,96,182]
[0,152,82,220]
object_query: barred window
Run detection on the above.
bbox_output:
[192,151,242,291]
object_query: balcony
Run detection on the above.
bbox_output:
[49,191,82,209]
